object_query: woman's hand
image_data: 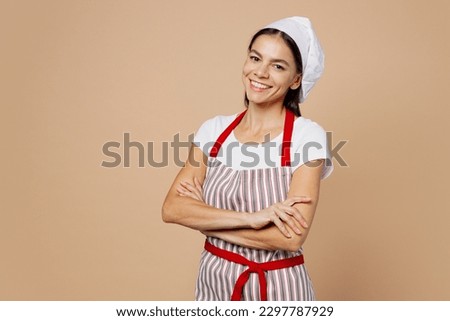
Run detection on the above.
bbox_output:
[176,177,204,202]
[176,178,310,239]
[247,197,311,238]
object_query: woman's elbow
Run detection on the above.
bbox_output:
[285,242,301,253]
[161,198,176,223]
[284,235,305,252]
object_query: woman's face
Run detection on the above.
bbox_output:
[242,34,301,107]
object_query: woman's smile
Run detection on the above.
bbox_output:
[250,80,272,91]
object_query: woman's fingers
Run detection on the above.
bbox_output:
[282,197,310,228]
[176,185,200,200]
[194,177,203,191]
[180,180,203,200]
[177,182,197,198]
[176,185,188,195]
[273,206,302,235]
[193,177,204,201]
[177,179,205,202]
[278,204,309,229]
[254,197,312,237]
[271,211,292,238]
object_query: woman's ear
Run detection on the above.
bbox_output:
[290,74,302,90]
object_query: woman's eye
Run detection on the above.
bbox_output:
[250,55,260,62]
[274,64,285,70]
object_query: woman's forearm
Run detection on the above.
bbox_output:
[222,160,322,252]
[162,193,250,231]
[162,145,252,232]
[203,194,320,252]
[204,223,308,252]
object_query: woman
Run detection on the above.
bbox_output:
[162,16,333,301]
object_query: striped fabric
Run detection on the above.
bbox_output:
[195,157,315,301]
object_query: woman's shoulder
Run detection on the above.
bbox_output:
[195,112,239,135]
[291,116,333,180]
[198,113,239,129]
[293,116,327,138]
[193,112,239,145]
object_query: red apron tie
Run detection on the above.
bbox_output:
[204,241,304,301]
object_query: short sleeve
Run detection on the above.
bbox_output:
[192,117,216,156]
[291,121,334,180]
[192,114,238,157]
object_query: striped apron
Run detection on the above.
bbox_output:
[195,109,315,301]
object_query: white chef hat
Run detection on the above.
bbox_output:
[264,16,324,103]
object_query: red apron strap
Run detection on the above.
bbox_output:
[204,240,304,301]
[209,108,296,165]
[281,109,295,166]
[210,110,247,157]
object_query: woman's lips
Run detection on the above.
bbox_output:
[250,80,272,91]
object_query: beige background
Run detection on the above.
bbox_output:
[1,0,449,300]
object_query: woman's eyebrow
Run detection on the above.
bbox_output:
[249,49,290,66]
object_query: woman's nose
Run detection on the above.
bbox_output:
[254,63,269,78]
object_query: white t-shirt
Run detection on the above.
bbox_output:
[193,113,334,180]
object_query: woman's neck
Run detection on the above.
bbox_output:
[242,102,286,132]
[233,101,295,144]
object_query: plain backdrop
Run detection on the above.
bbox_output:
[1,0,449,300]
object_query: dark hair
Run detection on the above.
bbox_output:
[244,28,303,116]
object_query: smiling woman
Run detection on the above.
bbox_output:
[243,35,302,113]
[162,16,333,301]
[243,28,303,117]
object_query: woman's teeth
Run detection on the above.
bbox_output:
[251,81,270,89]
